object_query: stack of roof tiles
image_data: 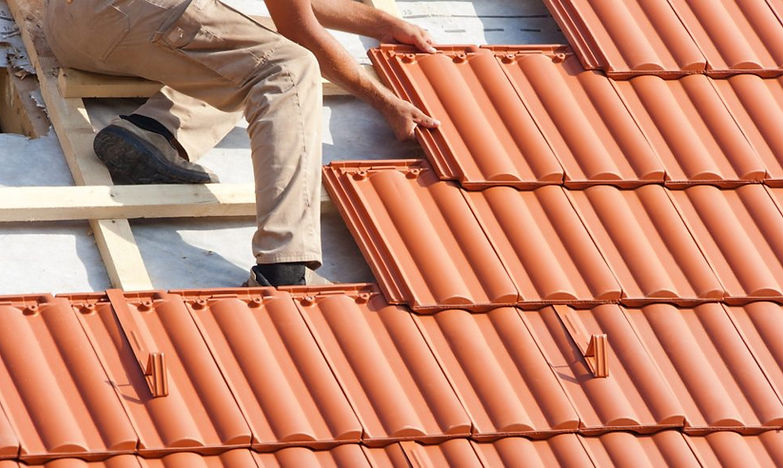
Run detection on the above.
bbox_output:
[3,0,783,466]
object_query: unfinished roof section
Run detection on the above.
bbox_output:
[543,0,783,77]
[370,45,783,188]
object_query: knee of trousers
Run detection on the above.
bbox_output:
[276,42,321,90]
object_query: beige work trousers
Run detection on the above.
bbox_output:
[44,0,323,268]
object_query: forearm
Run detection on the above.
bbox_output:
[309,0,396,39]
[268,0,437,140]
[291,25,397,111]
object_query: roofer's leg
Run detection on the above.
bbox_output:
[43,0,323,283]
[134,87,243,163]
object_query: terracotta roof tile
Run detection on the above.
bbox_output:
[254,445,373,468]
[567,185,723,304]
[470,434,593,466]
[370,45,782,188]
[370,432,783,467]
[581,431,699,467]
[496,49,666,187]
[413,307,580,437]
[368,45,565,189]
[543,0,783,77]
[724,302,783,406]
[611,74,766,186]
[65,292,252,456]
[522,304,687,433]
[139,449,256,468]
[324,161,783,308]
[0,405,18,460]
[669,185,783,302]
[291,289,472,444]
[177,289,363,450]
[464,185,620,305]
[323,160,519,311]
[394,438,485,467]
[687,430,783,466]
[714,76,783,185]
[626,303,783,432]
[38,456,140,468]
[668,0,783,76]
[0,296,137,463]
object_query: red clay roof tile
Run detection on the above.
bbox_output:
[714,76,783,185]
[669,185,783,302]
[523,304,688,433]
[0,296,137,463]
[724,302,783,406]
[567,185,723,304]
[292,289,472,445]
[543,0,783,77]
[179,289,363,450]
[626,303,783,432]
[581,431,699,467]
[668,0,783,77]
[413,307,580,437]
[140,449,255,468]
[470,434,593,466]
[323,160,519,311]
[66,292,252,456]
[496,49,666,187]
[687,430,783,466]
[611,74,767,186]
[0,289,782,464]
[0,405,18,460]
[324,161,783,309]
[254,445,373,468]
[464,185,621,304]
[370,45,783,188]
[369,45,565,189]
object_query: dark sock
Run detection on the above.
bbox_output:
[120,114,190,160]
[252,262,306,287]
[120,114,174,141]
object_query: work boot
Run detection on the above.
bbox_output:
[93,115,219,184]
[245,262,307,287]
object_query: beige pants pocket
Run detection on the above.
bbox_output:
[156,0,279,85]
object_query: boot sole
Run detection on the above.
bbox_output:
[94,125,218,184]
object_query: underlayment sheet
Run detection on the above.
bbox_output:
[0,0,563,294]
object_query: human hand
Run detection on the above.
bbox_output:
[378,18,436,53]
[380,96,440,141]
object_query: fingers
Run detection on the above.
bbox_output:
[416,35,436,53]
[414,29,436,53]
[413,109,440,129]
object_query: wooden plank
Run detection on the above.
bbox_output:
[0,68,50,137]
[360,0,401,17]
[58,65,378,99]
[0,184,256,221]
[6,0,153,291]
[0,184,333,222]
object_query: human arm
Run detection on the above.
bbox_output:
[266,0,439,140]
